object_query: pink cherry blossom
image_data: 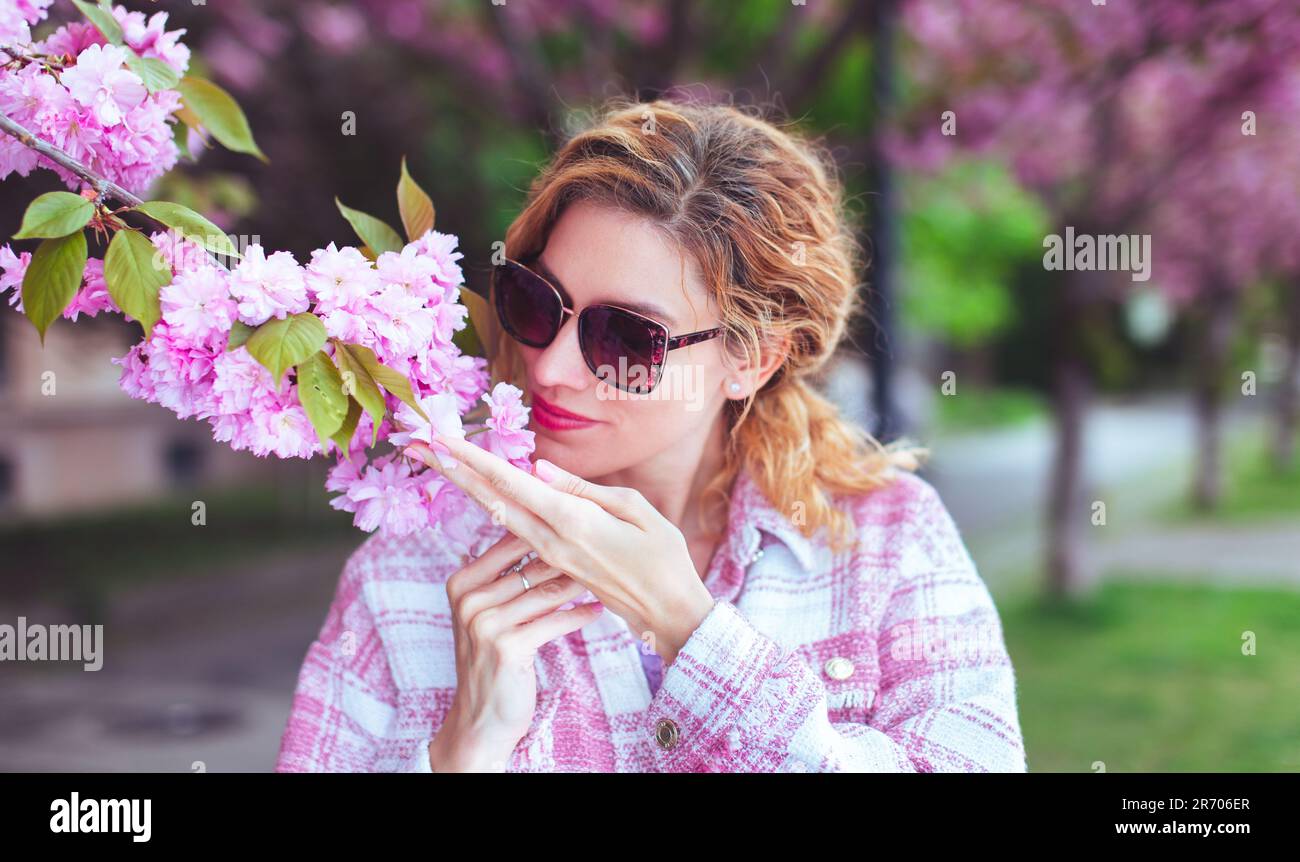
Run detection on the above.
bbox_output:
[335,454,430,534]
[211,348,274,416]
[480,381,535,469]
[247,385,321,459]
[61,44,147,127]
[387,391,466,465]
[305,242,380,313]
[112,342,156,403]
[0,0,51,45]
[160,266,237,341]
[150,229,213,276]
[227,244,310,325]
[376,244,440,299]
[0,243,30,310]
[144,322,220,420]
[63,257,118,321]
[113,7,191,75]
[406,229,465,298]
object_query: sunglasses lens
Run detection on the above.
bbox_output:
[495,262,562,347]
[580,306,666,394]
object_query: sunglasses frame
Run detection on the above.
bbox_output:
[490,256,723,394]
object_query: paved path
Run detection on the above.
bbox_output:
[924,398,1277,590]
[1089,521,1300,586]
[0,544,353,772]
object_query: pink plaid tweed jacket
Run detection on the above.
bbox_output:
[275,465,1028,772]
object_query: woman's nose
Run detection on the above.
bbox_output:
[529,312,591,391]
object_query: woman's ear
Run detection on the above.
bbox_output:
[726,332,791,399]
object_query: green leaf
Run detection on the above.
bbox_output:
[14,192,94,239]
[296,350,350,452]
[245,313,327,385]
[134,200,240,259]
[70,0,123,45]
[332,341,388,446]
[452,313,483,358]
[330,396,364,453]
[103,229,169,338]
[457,284,496,362]
[125,51,181,93]
[335,198,403,256]
[21,232,87,344]
[227,320,254,351]
[397,156,435,242]
[176,76,268,162]
[343,341,428,421]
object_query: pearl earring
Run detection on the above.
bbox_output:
[728,381,742,394]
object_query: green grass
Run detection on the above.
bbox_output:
[0,483,357,613]
[1003,579,1300,772]
[934,386,1047,432]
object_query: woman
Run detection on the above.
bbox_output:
[275,98,1028,772]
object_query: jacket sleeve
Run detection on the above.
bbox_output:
[643,485,1028,773]
[273,545,442,773]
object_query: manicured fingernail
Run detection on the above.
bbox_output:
[534,458,561,482]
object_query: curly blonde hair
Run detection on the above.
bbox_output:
[489,97,921,552]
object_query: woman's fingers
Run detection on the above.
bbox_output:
[457,557,567,622]
[511,601,605,653]
[465,572,587,640]
[446,531,531,602]
[410,442,564,562]
[531,458,651,528]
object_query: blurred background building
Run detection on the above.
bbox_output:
[0,314,268,517]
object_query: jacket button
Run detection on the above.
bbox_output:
[654,717,680,750]
[824,657,855,680]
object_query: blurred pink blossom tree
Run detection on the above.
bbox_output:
[892,0,1300,596]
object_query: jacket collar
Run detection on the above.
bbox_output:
[715,464,821,579]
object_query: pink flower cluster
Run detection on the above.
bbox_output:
[0,3,535,545]
[1,227,536,543]
[0,2,189,194]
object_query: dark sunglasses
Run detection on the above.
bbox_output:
[489,257,723,394]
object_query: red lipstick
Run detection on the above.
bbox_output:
[531,392,601,431]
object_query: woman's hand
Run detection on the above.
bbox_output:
[406,435,717,667]
[430,530,604,772]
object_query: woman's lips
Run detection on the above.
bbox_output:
[531,394,600,431]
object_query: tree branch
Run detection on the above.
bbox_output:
[0,109,234,271]
[0,109,144,207]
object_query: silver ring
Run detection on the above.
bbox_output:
[519,571,532,591]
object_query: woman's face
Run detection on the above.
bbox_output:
[518,200,735,480]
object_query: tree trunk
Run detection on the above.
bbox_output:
[1046,270,1095,602]
[1272,278,1300,470]
[1192,282,1238,511]
[1047,344,1088,601]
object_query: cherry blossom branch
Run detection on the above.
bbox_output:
[0,109,232,271]
[0,109,145,207]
